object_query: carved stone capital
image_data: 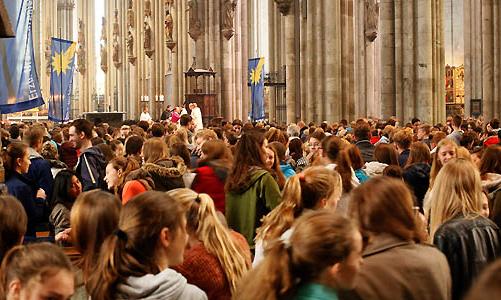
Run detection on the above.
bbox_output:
[274,0,293,16]
[166,40,176,51]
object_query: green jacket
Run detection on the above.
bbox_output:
[226,169,281,247]
[294,283,339,300]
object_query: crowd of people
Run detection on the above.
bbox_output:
[0,111,500,299]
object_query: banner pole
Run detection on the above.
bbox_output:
[59,28,64,124]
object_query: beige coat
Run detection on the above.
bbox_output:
[340,233,451,300]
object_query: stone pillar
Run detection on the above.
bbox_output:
[380,0,396,118]
[284,2,296,123]
[76,0,95,117]
[482,0,493,119]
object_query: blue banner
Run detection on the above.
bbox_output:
[49,38,76,122]
[248,57,265,121]
[0,0,44,114]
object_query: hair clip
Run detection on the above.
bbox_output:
[279,230,293,249]
[195,194,201,203]
[114,229,128,242]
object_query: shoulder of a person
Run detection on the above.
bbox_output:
[180,282,208,300]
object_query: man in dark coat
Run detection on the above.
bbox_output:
[354,123,375,163]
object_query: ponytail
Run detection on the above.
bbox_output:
[167,189,250,295]
[87,191,186,300]
[256,166,342,243]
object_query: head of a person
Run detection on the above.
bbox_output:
[124,135,144,158]
[392,129,412,151]
[109,140,125,157]
[41,141,58,160]
[120,124,131,138]
[405,142,431,166]
[88,191,188,300]
[431,138,458,177]
[288,138,304,161]
[194,129,217,148]
[142,106,148,113]
[257,167,343,242]
[104,157,140,191]
[417,124,431,141]
[180,114,194,131]
[24,126,45,153]
[287,124,300,138]
[166,189,250,293]
[70,190,120,282]
[264,145,277,169]
[0,196,27,262]
[268,141,287,163]
[69,119,93,149]
[9,125,20,140]
[479,145,501,178]
[237,210,362,299]
[429,158,483,238]
[431,131,446,149]
[200,139,232,164]
[2,142,30,175]
[265,128,287,145]
[226,131,267,192]
[354,123,371,142]
[51,170,82,207]
[350,176,426,244]
[452,115,463,129]
[169,142,191,167]
[142,137,169,164]
[149,123,165,138]
[308,129,326,154]
[232,119,243,134]
[374,143,399,165]
[0,243,74,300]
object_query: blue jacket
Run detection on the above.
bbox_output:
[6,171,41,237]
[27,147,54,201]
[75,146,107,191]
[280,163,296,179]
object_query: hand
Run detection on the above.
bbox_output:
[36,188,46,199]
[55,228,72,243]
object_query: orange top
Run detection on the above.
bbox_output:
[121,180,147,205]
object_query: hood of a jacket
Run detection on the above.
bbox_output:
[142,156,187,178]
[364,161,388,176]
[28,147,43,160]
[232,167,268,194]
[125,168,155,190]
[404,162,430,180]
[116,268,194,300]
[81,146,106,164]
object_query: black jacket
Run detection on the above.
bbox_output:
[403,163,430,211]
[355,140,375,163]
[433,215,501,300]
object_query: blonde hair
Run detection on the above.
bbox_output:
[256,166,342,243]
[456,146,472,161]
[165,189,250,294]
[430,138,458,188]
[429,158,483,239]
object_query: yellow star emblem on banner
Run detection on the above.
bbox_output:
[51,42,77,75]
[250,58,265,85]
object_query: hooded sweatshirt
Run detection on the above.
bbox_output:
[116,268,207,300]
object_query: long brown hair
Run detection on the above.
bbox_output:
[70,190,121,282]
[2,142,28,173]
[166,189,250,294]
[479,145,501,179]
[226,131,269,192]
[87,191,187,300]
[405,142,431,167]
[350,176,427,244]
[199,139,233,167]
[142,137,169,163]
[0,243,73,298]
[0,196,27,262]
[374,143,399,165]
[235,210,359,300]
[266,145,286,189]
[107,157,140,197]
[321,136,354,192]
[256,167,342,243]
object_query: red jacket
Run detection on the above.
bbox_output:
[192,165,226,213]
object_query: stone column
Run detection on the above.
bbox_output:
[284,2,296,123]
[482,0,493,119]
[379,0,396,118]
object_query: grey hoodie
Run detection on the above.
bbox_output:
[116,268,207,300]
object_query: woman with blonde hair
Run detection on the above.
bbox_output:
[253,166,342,266]
[234,210,363,300]
[429,138,458,189]
[429,158,501,300]
[167,189,250,300]
[342,176,450,300]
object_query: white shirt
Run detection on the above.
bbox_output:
[191,107,203,131]
[140,112,152,122]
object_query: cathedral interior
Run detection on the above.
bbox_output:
[20,0,501,124]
